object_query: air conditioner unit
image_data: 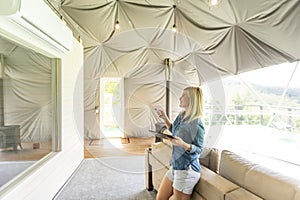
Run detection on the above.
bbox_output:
[0,0,73,53]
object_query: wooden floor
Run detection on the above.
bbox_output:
[84,137,155,158]
[0,141,52,161]
[0,137,156,161]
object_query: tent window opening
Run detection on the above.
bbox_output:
[100,78,123,138]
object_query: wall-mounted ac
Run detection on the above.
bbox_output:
[0,0,73,54]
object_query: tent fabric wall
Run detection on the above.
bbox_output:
[50,0,300,138]
[82,29,206,138]
[1,38,52,142]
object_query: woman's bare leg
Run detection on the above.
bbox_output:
[173,188,191,200]
[156,175,173,200]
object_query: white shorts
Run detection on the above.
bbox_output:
[166,166,201,195]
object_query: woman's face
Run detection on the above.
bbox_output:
[179,90,189,109]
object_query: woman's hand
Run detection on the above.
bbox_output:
[153,105,172,128]
[171,136,191,151]
[155,108,167,120]
[170,136,184,146]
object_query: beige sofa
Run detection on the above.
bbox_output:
[145,141,300,200]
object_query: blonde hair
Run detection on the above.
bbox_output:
[184,87,203,122]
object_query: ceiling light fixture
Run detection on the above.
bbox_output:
[172,5,177,32]
[115,20,120,30]
[172,24,177,32]
[209,0,220,6]
[77,36,83,44]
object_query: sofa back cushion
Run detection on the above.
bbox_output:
[245,164,300,200]
[200,147,220,173]
[219,150,253,187]
[219,150,300,200]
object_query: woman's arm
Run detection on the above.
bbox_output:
[163,116,172,129]
[170,123,204,153]
[156,108,172,128]
[189,124,204,154]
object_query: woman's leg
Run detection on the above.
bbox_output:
[173,189,191,200]
[172,167,200,200]
[156,175,173,200]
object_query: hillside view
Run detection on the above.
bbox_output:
[204,62,300,134]
[202,63,300,177]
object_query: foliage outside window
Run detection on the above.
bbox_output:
[203,61,300,179]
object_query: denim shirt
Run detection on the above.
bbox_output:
[169,112,205,172]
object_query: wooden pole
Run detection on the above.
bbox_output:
[165,58,172,118]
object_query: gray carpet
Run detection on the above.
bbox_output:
[0,161,36,187]
[54,156,156,200]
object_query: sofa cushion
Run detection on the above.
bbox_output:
[225,188,263,200]
[219,150,253,187]
[194,166,239,200]
[220,150,300,200]
[245,165,300,200]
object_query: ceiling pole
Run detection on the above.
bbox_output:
[165,58,172,118]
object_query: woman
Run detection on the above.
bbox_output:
[155,87,205,200]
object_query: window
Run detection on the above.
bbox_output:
[0,35,61,188]
[204,61,300,180]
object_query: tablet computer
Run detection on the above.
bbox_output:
[149,130,175,139]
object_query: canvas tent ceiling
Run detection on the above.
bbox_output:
[48,0,300,138]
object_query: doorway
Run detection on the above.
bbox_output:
[100,78,124,138]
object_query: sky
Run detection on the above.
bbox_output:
[238,61,300,89]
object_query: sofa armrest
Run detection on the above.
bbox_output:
[193,167,239,200]
[151,141,172,167]
[148,150,170,190]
